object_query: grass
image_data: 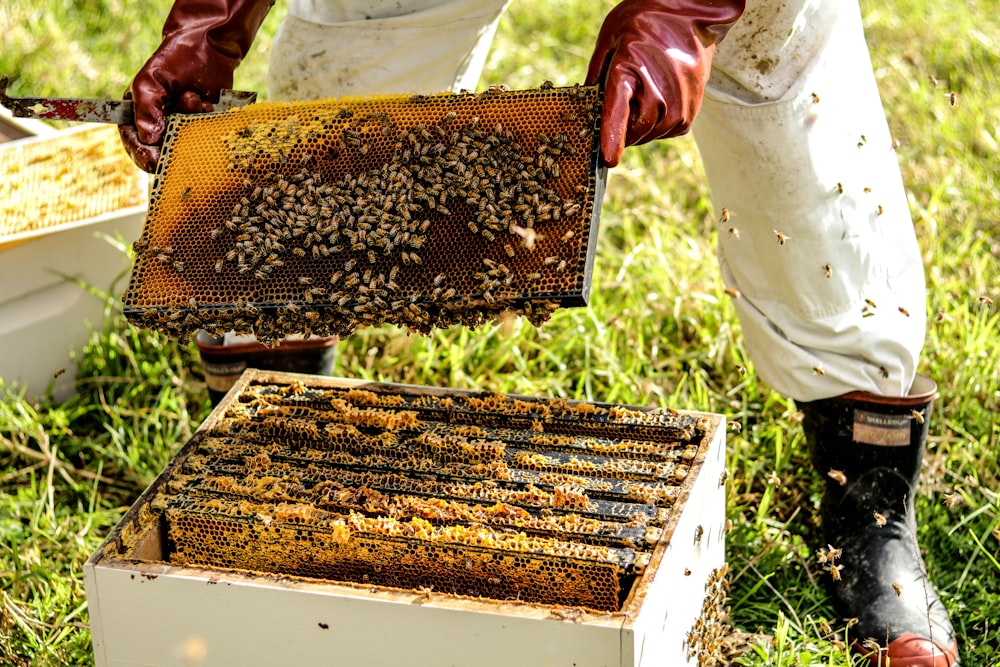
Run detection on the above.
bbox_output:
[1,0,998,664]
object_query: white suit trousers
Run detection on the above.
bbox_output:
[267,0,926,401]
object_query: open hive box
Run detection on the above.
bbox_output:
[85,370,727,666]
[122,84,606,344]
[0,118,146,400]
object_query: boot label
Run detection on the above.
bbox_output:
[852,409,911,446]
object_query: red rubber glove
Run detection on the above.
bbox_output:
[586,0,745,167]
[120,0,274,172]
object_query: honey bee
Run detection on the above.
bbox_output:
[728,420,743,433]
[898,306,910,317]
[911,409,924,424]
[873,511,887,527]
[827,469,848,486]
[892,582,903,596]
[865,298,877,309]
[946,91,957,106]
[813,365,825,376]
[180,187,192,201]
[719,207,731,223]
[979,295,993,308]
[824,263,833,278]
[826,564,844,581]
[773,229,790,245]
[811,92,820,104]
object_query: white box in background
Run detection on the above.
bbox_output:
[0,115,146,401]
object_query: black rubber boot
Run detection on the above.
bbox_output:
[799,374,959,667]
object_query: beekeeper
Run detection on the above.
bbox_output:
[120,1,958,664]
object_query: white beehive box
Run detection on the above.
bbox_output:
[85,371,727,667]
[0,115,146,401]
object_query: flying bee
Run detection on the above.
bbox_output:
[865,298,877,309]
[873,511,887,527]
[946,91,957,106]
[811,91,820,104]
[735,364,747,377]
[694,525,704,544]
[813,365,825,376]
[719,207,731,223]
[773,229,790,245]
[836,182,844,194]
[827,469,848,486]
[728,421,743,433]
[724,287,741,299]
[826,564,844,582]
[892,582,903,597]
[911,409,925,424]
[728,226,741,239]
[857,134,867,147]
[824,263,833,278]
[879,365,889,379]
[877,204,884,216]
[898,306,910,317]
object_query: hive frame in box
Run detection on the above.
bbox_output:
[85,370,726,667]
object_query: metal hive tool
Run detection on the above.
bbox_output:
[114,371,717,613]
[122,85,606,344]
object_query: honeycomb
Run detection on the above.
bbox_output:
[0,125,145,243]
[127,375,714,612]
[122,84,604,344]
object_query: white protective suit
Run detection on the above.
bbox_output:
[268,0,927,402]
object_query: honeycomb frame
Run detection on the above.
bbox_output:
[102,370,719,614]
[122,84,606,344]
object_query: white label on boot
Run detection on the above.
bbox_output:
[852,409,911,447]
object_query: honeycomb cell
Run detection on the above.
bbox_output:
[122,85,604,344]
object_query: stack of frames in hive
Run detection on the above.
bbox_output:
[113,372,716,613]
[123,84,605,344]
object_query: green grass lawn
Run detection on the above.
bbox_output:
[2,0,998,664]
